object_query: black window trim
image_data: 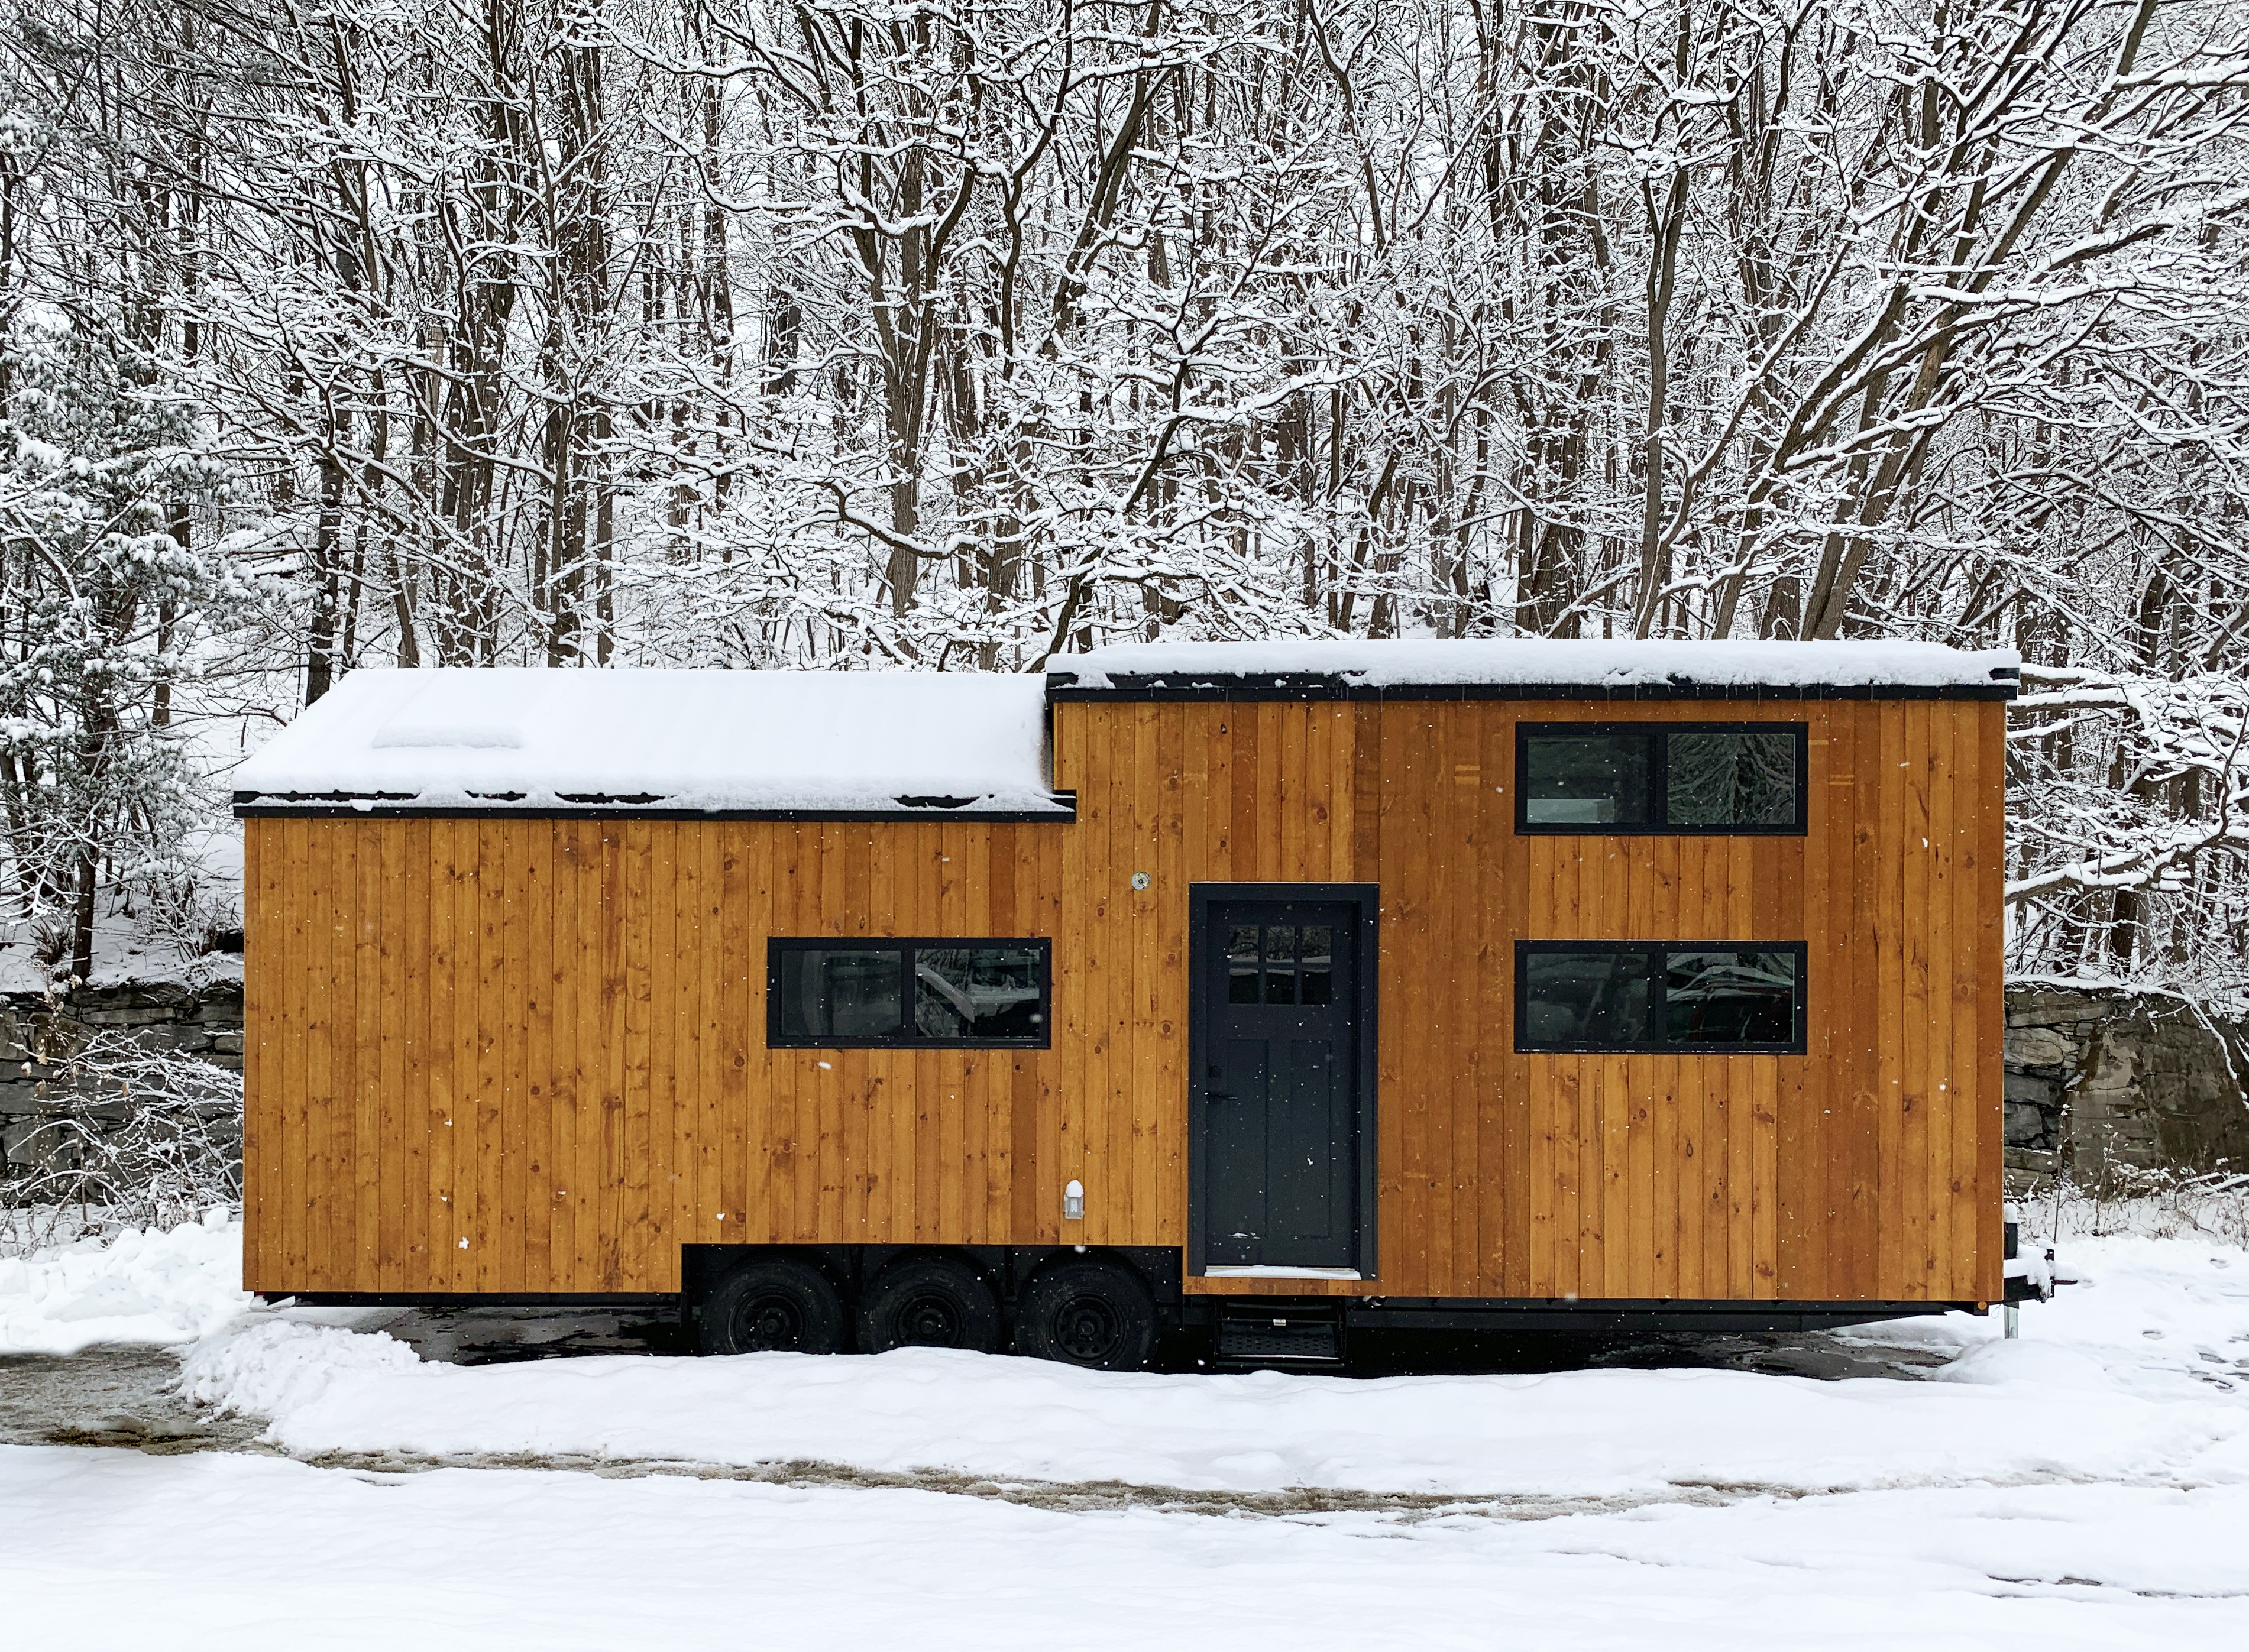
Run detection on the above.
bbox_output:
[1515,720,1810,836]
[766,937,1054,1049]
[1513,940,1809,1055]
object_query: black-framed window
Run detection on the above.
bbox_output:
[1516,723,1807,833]
[1515,942,1807,1054]
[767,938,1051,1048]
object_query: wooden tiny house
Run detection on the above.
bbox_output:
[237,641,2017,1367]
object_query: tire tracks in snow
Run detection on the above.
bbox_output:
[266,1443,1776,1522]
[28,1421,2208,1530]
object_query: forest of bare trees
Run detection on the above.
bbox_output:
[1,0,2245,998]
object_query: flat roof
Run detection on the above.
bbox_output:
[232,669,1067,818]
[1045,639,2020,701]
[235,642,2020,818]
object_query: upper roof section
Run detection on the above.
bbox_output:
[232,669,1069,818]
[1044,639,2020,701]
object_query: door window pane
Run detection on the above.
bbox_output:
[1523,734,1653,826]
[1667,733,1799,827]
[1665,950,1798,1044]
[1228,925,1261,1003]
[773,948,902,1040]
[1299,925,1332,1005]
[1263,925,1297,1003]
[1520,950,1654,1045]
[915,947,1046,1040]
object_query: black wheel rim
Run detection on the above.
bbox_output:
[895,1290,966,1346]
[1053,1293,1122,1363]
[736,1290,807,1351]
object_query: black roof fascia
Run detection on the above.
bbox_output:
[233,791,1079,824]
[1044,669,2019,704]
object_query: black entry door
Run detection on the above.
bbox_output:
[1194,889,1374,1274]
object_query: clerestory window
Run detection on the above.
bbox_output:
[768,939,1051,1048]
[1515,942,1807,1054]
[1516,723,1807,833]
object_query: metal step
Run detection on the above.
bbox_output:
[1213,1301,1346,1369]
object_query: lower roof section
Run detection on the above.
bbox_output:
[229,668,1064,818]
[231,792,1078,822]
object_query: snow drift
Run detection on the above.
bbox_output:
[169,1231,2249,1498]
[0,1209,250,1356]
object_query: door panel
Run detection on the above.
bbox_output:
[1208,1037,1270,1251]
[1197,896,1367,1272]
[1273,1038,1345,1246]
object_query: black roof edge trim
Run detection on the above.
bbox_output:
[1046,673,2017,703]
[233,792,1079,824]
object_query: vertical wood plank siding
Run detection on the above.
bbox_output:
[242,697,2004,1305]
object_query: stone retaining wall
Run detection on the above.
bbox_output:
[2004,984,2249,1183]
[0,983,243,1175]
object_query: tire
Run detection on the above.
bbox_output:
[700,1255,848,1356]
[856,1254,1002,1355]
[1014,1258,1158,1372]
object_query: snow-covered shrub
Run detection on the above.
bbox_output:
[0,1029,240,1246]
[2022,1170,2249,1251]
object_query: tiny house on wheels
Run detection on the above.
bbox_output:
[235,639,2018,1369]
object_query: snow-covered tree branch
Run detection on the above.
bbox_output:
[0,0,2245,998]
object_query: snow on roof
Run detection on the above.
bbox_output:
[1047,638,2020,694]
[234,669,1063,815]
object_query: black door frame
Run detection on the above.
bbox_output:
[1186,882,1380,1280]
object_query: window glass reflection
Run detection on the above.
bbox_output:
[1299,925,1332,1004]
[1228,925,1261,1003]
[1664,950,1798,1044]
[1517,944,1802,1051]
[1263,925,1297,1003]
[914,947,1046,1041]
[1523,735,1653,826]
[771,940,1050,1047]
[1667,733,1798,827]
[1520,951,1654,1045]
[773,948,903,1040]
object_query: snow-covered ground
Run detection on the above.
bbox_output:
[0,1207,248,1353]
[5,1447,2241,1651]
[0,906,244,995]
[3,1212,2246,1648]
[167,1279,2247,1497]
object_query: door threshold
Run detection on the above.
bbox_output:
[1203,1266,1363,1280]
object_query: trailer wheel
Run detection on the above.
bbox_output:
[856,1255,1002,1355]
[700,1256,847,1356]
[1015,1258,1157,1371]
